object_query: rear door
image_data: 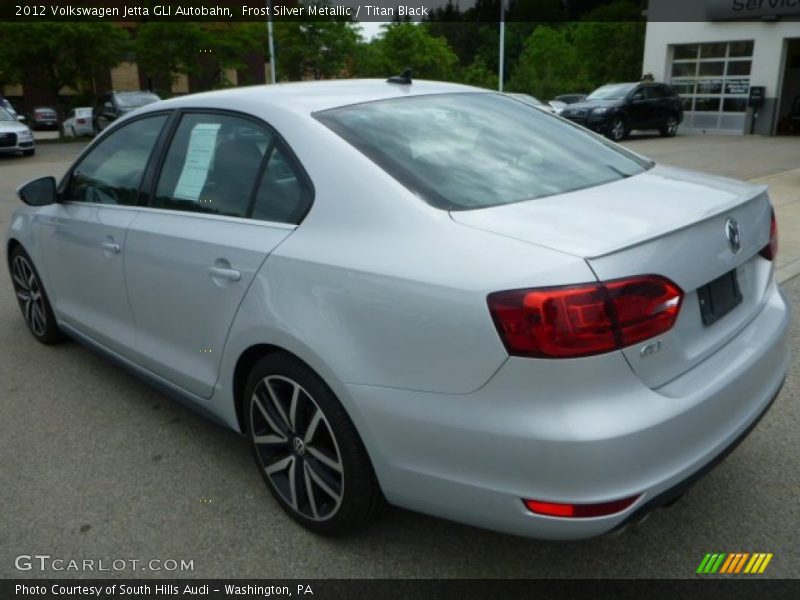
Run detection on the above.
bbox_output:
[39,114,169,355]
[123,111,313,398]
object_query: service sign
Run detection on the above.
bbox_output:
[707,0,800,20]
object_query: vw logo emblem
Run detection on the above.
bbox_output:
[725,218,741,254]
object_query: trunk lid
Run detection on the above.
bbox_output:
[452,165,774,388]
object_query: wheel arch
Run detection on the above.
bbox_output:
[233,343,342,436]
[233,343,283,434]
[6,237,22,269]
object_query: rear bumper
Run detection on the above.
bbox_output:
[336,279,790,539]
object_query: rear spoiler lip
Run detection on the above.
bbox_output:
[585,183,768,260]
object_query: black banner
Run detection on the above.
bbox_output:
[2,0,800,22]
[3,579,800,600]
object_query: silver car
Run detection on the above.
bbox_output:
[0,107,35,156]
[5,80,789,539]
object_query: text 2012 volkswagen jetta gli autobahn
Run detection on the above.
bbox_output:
[6,80,789,539]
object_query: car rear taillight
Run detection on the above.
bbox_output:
[77,118,86,124]
[523,495,640,518]
[760,209,778,261]
[487,275,683,358]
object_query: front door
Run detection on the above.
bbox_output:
[39,114,168,355]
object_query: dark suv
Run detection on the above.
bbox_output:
[93,91,160,133]
[560,82,683,142]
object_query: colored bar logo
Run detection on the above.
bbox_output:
[696,553,773,574]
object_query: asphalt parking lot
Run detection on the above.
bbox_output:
[1,137,799,579]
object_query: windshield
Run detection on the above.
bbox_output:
[587,84,636,101]
[0,107,15,122]
[316,93,652,211]
[510,93,544,106]
[116,92,160,108]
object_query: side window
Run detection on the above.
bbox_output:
[153,113,271,218]
[65,115,167,205]
[251,144,312,224]
[641,86,657,100]
[658,85,676,98]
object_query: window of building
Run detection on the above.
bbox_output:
[669,40,754,132]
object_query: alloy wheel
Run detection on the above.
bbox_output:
[611,118,625,141]
[250,375,344,521]
[666,117,678,136]
[11,255,47,337]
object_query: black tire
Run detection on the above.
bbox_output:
[23,148,35,157]
[244,352,383,534]
[660,114,679,137]
[607,116,627,142]
[9,246,65,344]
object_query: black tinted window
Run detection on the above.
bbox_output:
[154,113,271,218]
[65,115,167,205]
[316,93,651,211]
[251,145,312,224]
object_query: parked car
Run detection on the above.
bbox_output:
[560,82,683,141]
[61,107,95,138]
[508,93,556,113]
[0,95,19,119]
[29,107,59,131]
[548,100,568,115]
[0,107,35,156]
[553,93,587,105]
[6,80,786,540]
[93,91,161,133]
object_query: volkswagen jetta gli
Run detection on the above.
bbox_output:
[6,80,789,539]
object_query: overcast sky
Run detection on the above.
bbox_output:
[358,21,388,40]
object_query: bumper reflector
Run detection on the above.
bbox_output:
[523,495,640,518]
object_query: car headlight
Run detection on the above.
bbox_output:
[18,129,32,139]
[592,107,609,115]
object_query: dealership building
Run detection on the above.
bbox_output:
[644,0,800,135]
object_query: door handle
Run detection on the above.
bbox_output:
[101,241,121,254]
[208,266,241,281]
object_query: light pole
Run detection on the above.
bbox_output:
[267,0,276,84]
[498,0,506,92]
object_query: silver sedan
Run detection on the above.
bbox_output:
[5,80,789,539]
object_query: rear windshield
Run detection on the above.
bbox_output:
[315,93,652,211]
[116,92,160,107]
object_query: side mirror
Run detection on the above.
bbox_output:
[17,177,57,206]
[16,115,26,122]
[631,93,645,103]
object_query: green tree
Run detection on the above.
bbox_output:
[0,23,130,105]
[135,23,264,94]
[134,22,208,94]
[459,56,499,90]
[507,26,586,100]
[274,19,360,81]
[355,23,458,81]
[574,1,646,89]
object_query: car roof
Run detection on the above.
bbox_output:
[151,79,484,115]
